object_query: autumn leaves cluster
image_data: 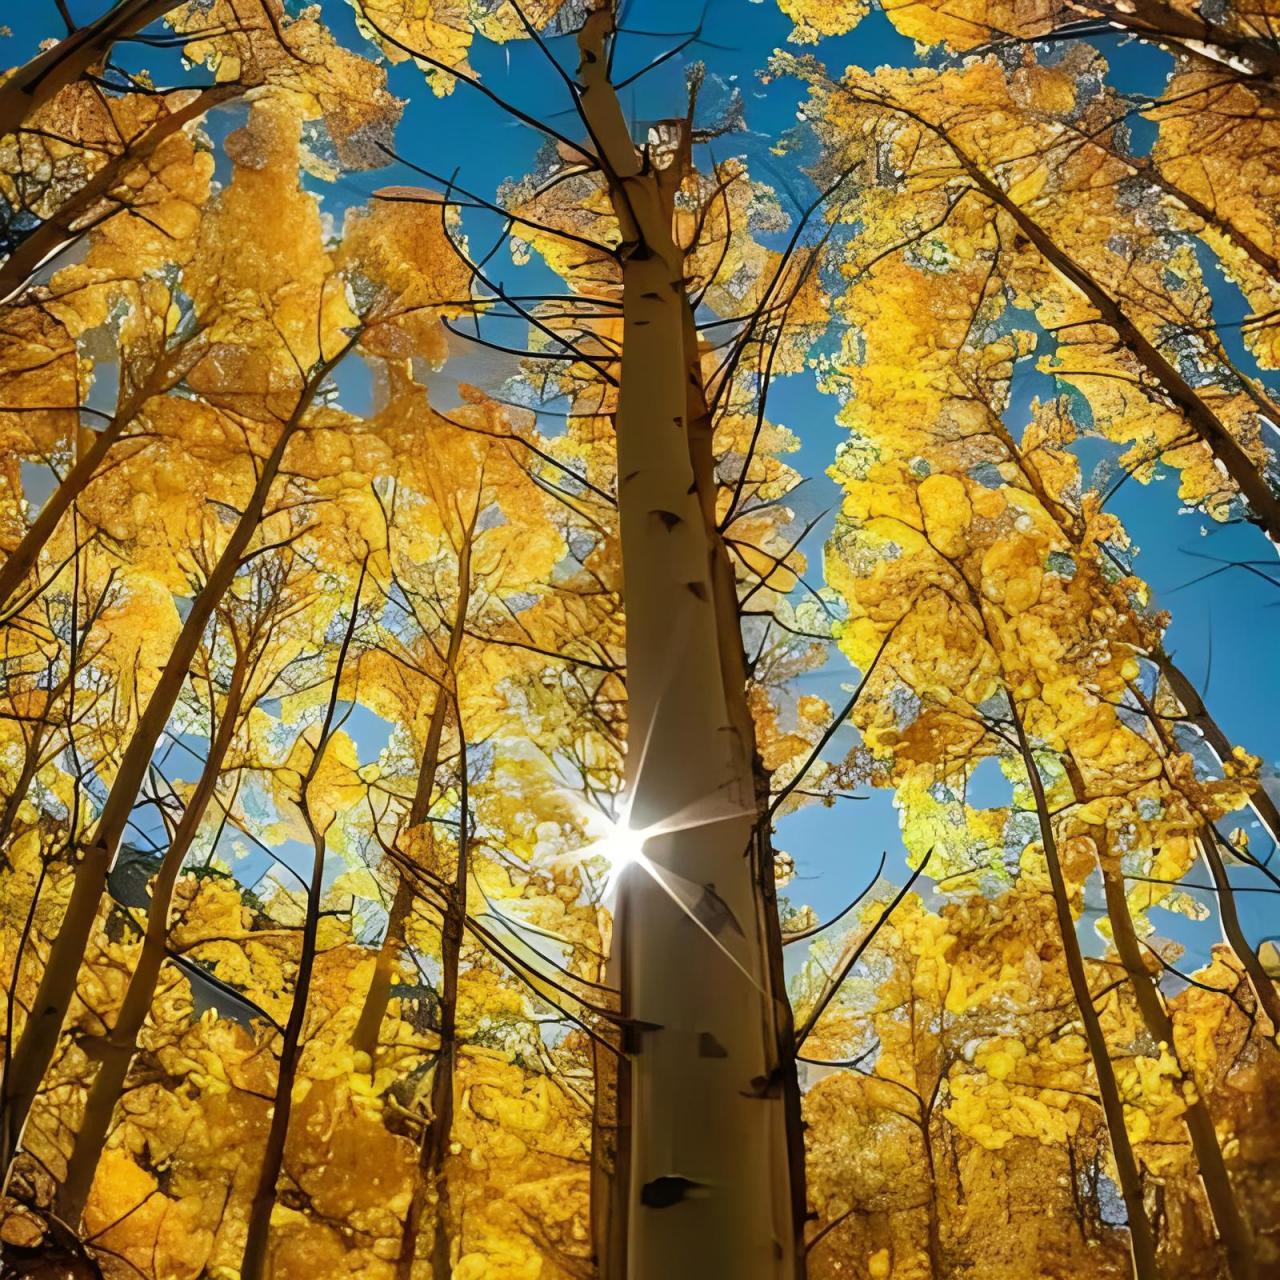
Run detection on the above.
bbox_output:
[776,1,1280,1275]
[1,0,1279,1277]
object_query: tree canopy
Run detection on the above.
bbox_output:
[0,1,1278,1278]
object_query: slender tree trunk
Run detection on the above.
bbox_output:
[425,811,466,1279]
[0,0,177,141]
[353,512,474,1062]
[396,711,468,1280]
[0,344,197,612]
[935,129,1280,542]
[1197,833,1280,1030]
[240,565,365,1280]
[53,649,250,1224]
[919,1114,944,1277]
[1097,857,1256,1278]
[1067,0,1280,82]
[0,750,44,859]
[0,85,241,306]
[575,11,801,1278]
[590,942,627,1280]
[0,350,341,1176]
[1150,650,1280,850]
[994,411,1280,1028]
[995,425,1280,853]
[1008,700,1161,1280]
[682,285,809,1272]
[351,873,415,1062]
[995,377,1280,998]
[1127,680,1280,1030]
[240,808,326,1280]
[363,509,475,1276]
[1061,746,1256,1277]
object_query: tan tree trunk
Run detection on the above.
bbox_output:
[353,514,473,1062]
[575,10,802,1277]
[1150,651,1280,851]
[961,378,1258,1272]
[1196,832,1280,1029]
[0,348,344,1176]
[1097,857,1256,1277]
[1008,701,1162,1280]
[53,646,251,1224]
[0,85,241,306]
[395,706,468,1280]
[352,873,416,1064]
[240,564,365,1280]
[1057,750,1256,1276]
[424,805,467,1279]
[590,966,627,1279]
[1066,0,1280,82]
[240,789,329,1280]
[681,228,808,1275]
[357,504,476,1275]
[0,0,176,141]
[977,406,1279,861]
[1126,679,1280,1030]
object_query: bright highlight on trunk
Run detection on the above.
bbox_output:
[0,0,1277,1277]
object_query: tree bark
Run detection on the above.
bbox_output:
[1197,833,1280,1030]
[912,114,1280,543]
[239,794,328,1280]
[0,85,241,306]
[240,564,365,1280]
[0,349,343,1178]
[425,799,466,1280]
[1097,856,1256,1278]
[351,872,415,1064]
[1127,679,1280,1031]
[980,404,1280,866]
[1061,745,1256,1278]
[0,341,201,613]
[681,210,808,1277]
[590,946,627,1280]
[575,10,802,1278]
[992,405,1280,1025]
[1008,701,1162,1280]
[53,647,250,1224]
[396,709,468,1280]
[353,503,474,1063]
[1066,0,1280,83]
[1150,650,1280,851]
[0,0,177,141]
[919,1112,944,1277]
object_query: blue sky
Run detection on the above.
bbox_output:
[5,0,1278,967]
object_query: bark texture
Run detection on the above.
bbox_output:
[1010,703,1162,1280]
[0,85,241,306]
[53,650,251,1224]
[0,349,343,1178]
[0,0,177,141]
[1098,857,1256,1279]
[577,10,802,1278]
